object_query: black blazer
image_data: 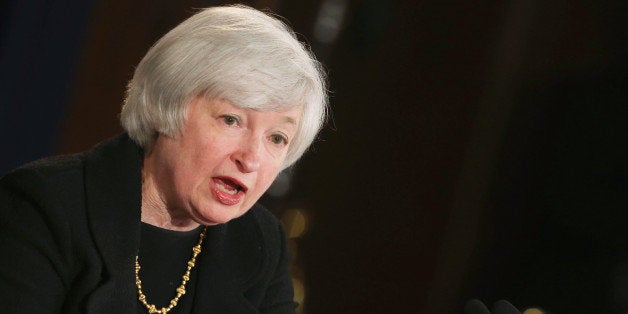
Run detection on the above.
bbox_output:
[0,134,296,314]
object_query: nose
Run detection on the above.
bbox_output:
[234,134,262,173]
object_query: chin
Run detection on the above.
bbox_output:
[197,207,244,225]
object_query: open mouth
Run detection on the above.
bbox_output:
[212,176,247,196]
[211,177,247,206]
[215,177,243,195]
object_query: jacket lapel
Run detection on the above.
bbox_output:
[83,134,143,313]
[192,217,265,313]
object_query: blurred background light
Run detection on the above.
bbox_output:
[292,277,306,314]
[313,0,348,45]
[282,208,309,239]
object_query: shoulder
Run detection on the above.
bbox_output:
[0,153,93,259]
[0,153,86,211]
[233,203,284,247]
[0,133,139,207]
[220,203,286,284]
[223,203,284,256]
[0,133,140,225]
[249,203,282,230]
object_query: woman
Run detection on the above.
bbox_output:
[0,5,327,314]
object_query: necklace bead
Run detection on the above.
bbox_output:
[135,226,207,313]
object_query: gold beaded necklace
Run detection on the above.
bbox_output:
[135,226,208,314]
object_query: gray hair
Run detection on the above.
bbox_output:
[121,5,327,169]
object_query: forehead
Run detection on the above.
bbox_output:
[256,105,302,132]
[274,106,302,125]
[203,97,303,125]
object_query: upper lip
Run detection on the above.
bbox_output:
[216,176,248,192]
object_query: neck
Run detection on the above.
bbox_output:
[141,153,200,232]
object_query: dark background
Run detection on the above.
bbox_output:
[1,0,626,313]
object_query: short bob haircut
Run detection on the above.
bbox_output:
[121,5,327,169]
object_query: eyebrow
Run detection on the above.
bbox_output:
[283,116,297,126]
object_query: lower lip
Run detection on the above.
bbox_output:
[210,179,244,205]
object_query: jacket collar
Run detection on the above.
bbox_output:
[83,134,143,312]
[191,210,267,313]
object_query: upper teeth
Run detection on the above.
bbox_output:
[216,182,238,195]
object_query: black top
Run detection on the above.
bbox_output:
[136,223,205,314]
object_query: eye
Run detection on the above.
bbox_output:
[270,133,288,146]
[220,115,240,126]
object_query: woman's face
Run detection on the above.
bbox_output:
[146,96,301,225]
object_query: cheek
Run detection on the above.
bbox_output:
[173,156,219,194]
[193,142,232,170]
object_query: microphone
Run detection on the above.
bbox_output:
[464,299,490,314]
[492,300,521,314]
[464,299,521,314]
